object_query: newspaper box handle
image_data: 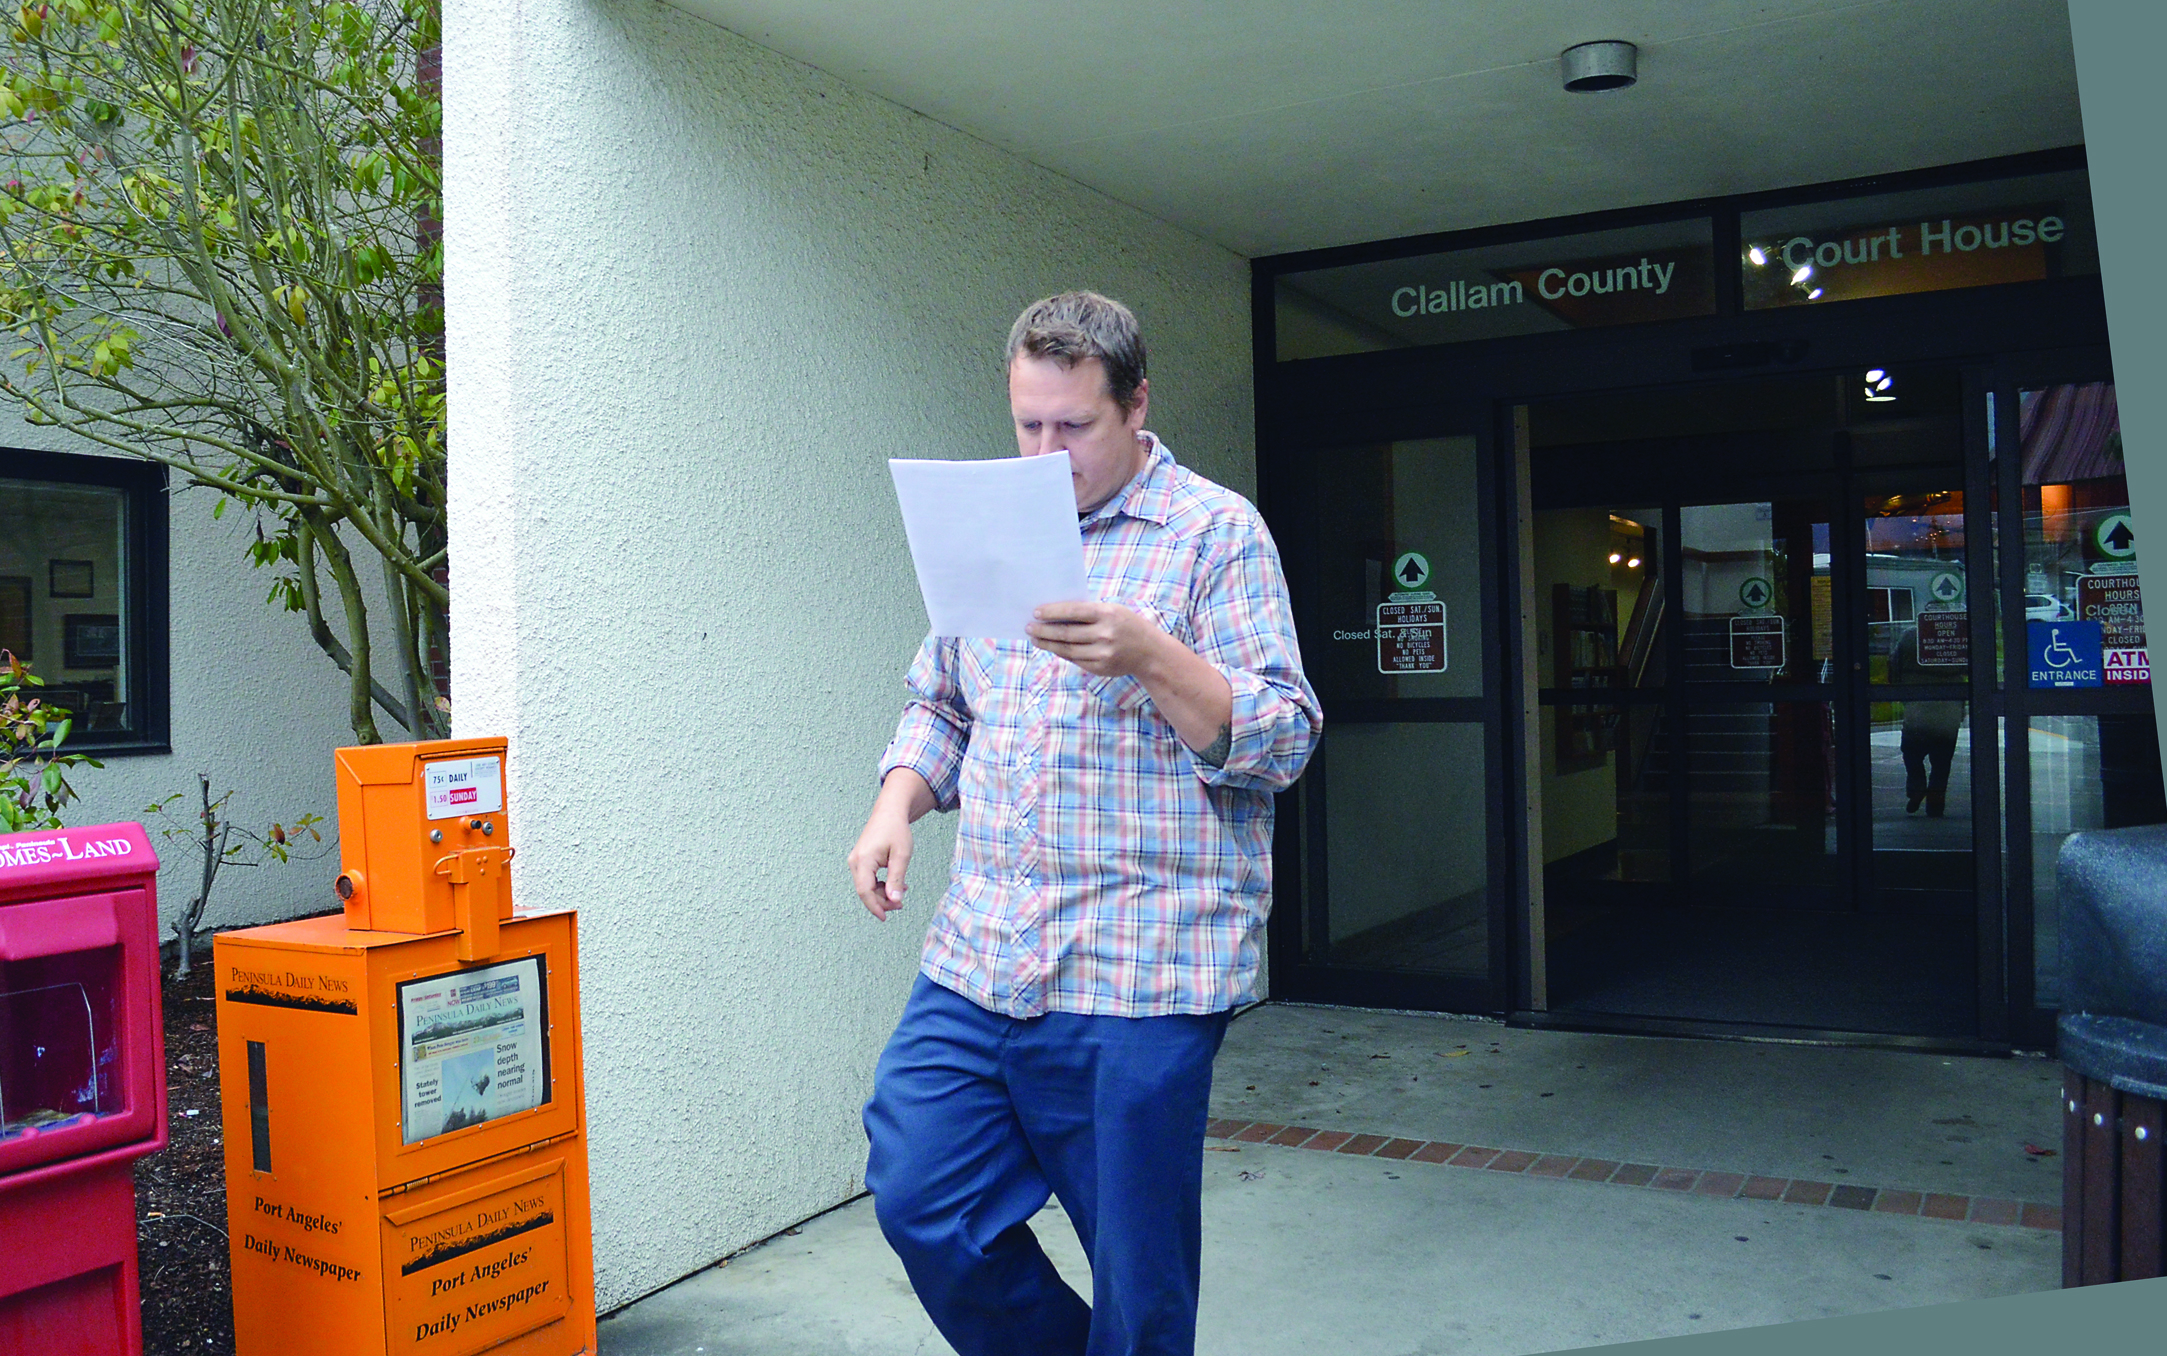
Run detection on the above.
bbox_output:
[431,847,515,963]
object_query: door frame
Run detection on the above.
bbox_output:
[1255,148,2113,1048]
[1264,400,1515,1015]
[1988,345,2133,1052]
[1520,430,1994,1041]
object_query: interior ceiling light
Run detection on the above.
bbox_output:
[1864,369,1897,402]
[1627,557,1643,569]
[1748,246,1769,266]
[1808,287,1824,300]
[1609,552,1623,563]
[1791,264,1814,284]
[1562,40,1638,92]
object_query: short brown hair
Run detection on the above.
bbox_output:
[1005,291,1148,412]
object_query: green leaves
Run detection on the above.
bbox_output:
[1,0,450,744]
[0,656,98,832]
[86,321,132,373]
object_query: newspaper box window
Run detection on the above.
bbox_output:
[398,955,550,1145]
[2,948,115,1135]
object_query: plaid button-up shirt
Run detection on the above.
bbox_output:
[879,436,1322,1018]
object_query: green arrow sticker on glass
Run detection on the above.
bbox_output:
[2096,513,2136,559]
[1928,571,1964,605]
[1738,576,1773,610]
[1392,552,1431,590]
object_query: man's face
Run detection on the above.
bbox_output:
[1008,354,1149,514]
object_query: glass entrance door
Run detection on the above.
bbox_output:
[1676,496,1839,908]
[1272,422,1510,1013]
[1861,483,1976,908]
[1529,372,1984,1038]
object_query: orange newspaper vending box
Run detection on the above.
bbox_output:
[215,739,595,1356]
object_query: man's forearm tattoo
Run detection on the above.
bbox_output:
[1199,722,1233,768]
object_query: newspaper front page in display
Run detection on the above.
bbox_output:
[398,956,548,1144]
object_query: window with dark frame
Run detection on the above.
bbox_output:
[0,449,167,753]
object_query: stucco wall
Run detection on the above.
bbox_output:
[443,0,1254,1308]
[2,413,365,938]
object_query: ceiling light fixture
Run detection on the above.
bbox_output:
[1791,264,1814,285]
[1748,246,1768,266]
[1562,40,1638,93]
[1627,557,1642,569]
[1609,552,1623,564]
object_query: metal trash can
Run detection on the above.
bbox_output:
[2057,824,2167,1286]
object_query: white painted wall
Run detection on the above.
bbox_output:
[1,414,363,939]
[443,0,1254,1308]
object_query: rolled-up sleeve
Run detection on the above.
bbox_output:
[879,635,971,811]
[1187,514,1322,792]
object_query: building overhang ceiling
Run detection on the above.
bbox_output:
[663,1,2085,258]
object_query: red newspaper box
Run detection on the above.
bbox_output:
[0,823,165,1356]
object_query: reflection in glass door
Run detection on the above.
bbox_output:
[1538,505,1667,889]
[1527,369,1984,1038]
[1863,486,1973,905]
[1678,497,1839,904]
[2006,381,2167,1020]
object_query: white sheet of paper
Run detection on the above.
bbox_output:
[889,453,1089,640]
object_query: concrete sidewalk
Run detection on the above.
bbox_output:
[597,1004,2066,1356]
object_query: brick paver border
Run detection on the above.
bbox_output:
[1200,1118,2059,1231]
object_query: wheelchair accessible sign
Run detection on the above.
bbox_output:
[2029,620,2103,688]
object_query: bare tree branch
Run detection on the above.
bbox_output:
[1,0,448,741]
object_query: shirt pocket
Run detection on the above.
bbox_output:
[1082,595,1188,730]
[956,640,1021,724]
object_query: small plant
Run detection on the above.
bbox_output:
[147,775,328,976]
[0,652,101,833]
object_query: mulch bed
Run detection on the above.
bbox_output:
[136,958,234,1355]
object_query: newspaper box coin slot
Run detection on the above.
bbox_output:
[217,739,595,1356]
[0,823,165,1356]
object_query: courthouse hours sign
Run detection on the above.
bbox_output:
[1916,612,1969,667]
[2077,574,2148,686]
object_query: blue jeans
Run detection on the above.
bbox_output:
[863,975,1232,1356]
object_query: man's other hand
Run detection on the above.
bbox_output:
[850,768,935,921]
[1027,600,1167,677]
[848,811,912,921]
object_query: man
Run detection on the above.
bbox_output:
[1888,623,1964,816]
[847,291,1320,1356]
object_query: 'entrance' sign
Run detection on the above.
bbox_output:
[2030,620,2103,688]
[1377,602,1446,674]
